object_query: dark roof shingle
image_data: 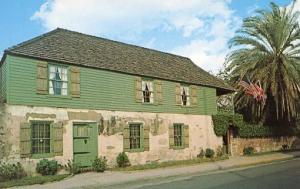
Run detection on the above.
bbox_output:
[5,28,233,95]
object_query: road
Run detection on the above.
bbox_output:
[132,158,300,189]
[138,159,300,189]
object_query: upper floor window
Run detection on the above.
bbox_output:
[181,86,190,106]
[49,65,68,96]
[142,80,154,103]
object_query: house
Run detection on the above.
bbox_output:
[0,28,233,172]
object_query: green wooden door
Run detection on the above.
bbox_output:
[73,123,98,167]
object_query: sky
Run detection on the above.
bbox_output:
[0,0,293,74]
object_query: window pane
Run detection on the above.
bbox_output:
[181,86,190,106]
[129,124,141,149]
[142,80,153,103]
[31,123,51,154]
[49,66,55,72]
[49,65,68,96]
[174,124,183,147]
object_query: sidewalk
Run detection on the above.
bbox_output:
[12,151,300,189]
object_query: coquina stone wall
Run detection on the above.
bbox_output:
[231,136,300,156]
[0,102,5,159]
[1,104,223,174]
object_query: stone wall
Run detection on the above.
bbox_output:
[1,104,222,174]
[231,136,300,156]
[0,102,5,159]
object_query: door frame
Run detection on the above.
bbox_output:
[72,121,98,167]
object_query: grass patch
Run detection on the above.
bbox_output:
[111,156,229,171]
[0,174,70,188]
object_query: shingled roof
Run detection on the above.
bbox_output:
[3,28,233,95]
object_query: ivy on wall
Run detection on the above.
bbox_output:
[212,113,299,138]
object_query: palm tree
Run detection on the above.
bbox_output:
[226,2,300,126]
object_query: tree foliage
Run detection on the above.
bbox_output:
[226,2,300,125]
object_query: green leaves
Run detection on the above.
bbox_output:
[36,159,58,176]
[212,113,299,138]
[226,2,300,124]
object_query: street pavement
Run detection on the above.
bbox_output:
[13,151,300,189]
[136,158,300,189]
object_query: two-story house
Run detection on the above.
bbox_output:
[0,28,233,172]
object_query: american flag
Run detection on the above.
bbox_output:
[238,80,267,104]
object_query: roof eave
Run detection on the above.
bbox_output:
[0,51,8,66]
[216,87,235,96]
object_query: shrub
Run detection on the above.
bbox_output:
[92,156,107,172]
[65,160,81,175]
[282,144,289,151]
[212,113,243,136]
[212,113,299,138]
[116,152,130,168]
[36,159,59,175]
[205,148,215,158]
[197,148,205,158]
[0,162,26,181]
[243,147,255,155]
[216,146,224,157]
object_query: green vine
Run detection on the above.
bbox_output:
[212,113,298,138]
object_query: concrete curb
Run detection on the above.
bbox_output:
[13,151,300,189]
[96,153,300,188]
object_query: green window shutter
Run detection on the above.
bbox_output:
[183,125,189,148]
[169,125,174,149]
[20,122,31,158]
[135,77,142,102]
[123,125,130,152]
[155,80,163,104]
[36,61,48,94]
[191,85,198,106]
[143,125,150,151]
[70,66,80,98]
[175,83,181,105]
[52,122,63,156]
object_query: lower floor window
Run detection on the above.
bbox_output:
[129,124,141,149]
[32,122,51,154]
[174,124,183,147]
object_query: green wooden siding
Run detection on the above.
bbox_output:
[0,59,8,100]
[6,55,217,115]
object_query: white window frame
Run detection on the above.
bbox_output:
[142,80,154,103]
[180,85,190,106]
[49,65,68,96]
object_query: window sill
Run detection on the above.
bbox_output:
[172,146,185,150]
[47,94,72,99]
[175,104,196,108]
[126,148,145,153]
[142,102,156,106]
[31,153,54,159]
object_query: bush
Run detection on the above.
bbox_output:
[205,148,215,158]
[116,152,130,168]
[65,160,81,175]
[92,156,107,172]
[0,162,26,181]
[281,144,289,151]
[243,147,255,155]
[212,113,299,138]
[197,148,205,158]
[216,146,224,157]
[36,159,59,175]
[212,113,243,136]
